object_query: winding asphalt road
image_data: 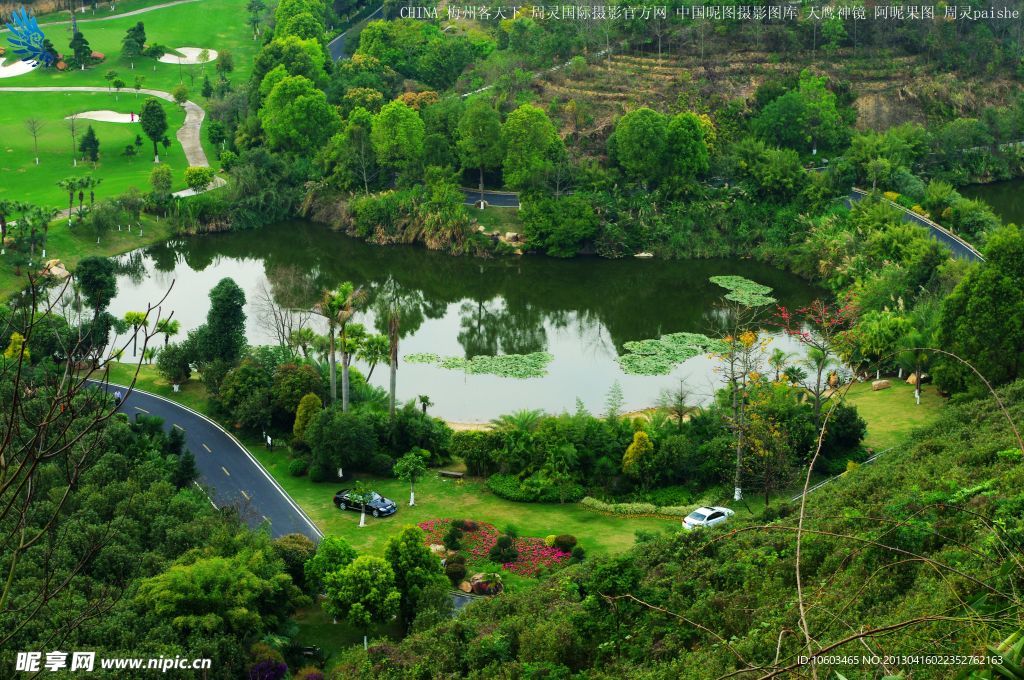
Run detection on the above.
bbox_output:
[326,5,383,61]
[91,380,323,541]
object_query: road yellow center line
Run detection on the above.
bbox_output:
[173,423,185,431]
[221,466,230,476]
[202,443,211,453]
[240,490,250,501]
[133,406,149,414]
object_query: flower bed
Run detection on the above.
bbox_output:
[417,518,571,577]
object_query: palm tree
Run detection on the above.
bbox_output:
[155,318,180,347]
[57,178,77,226]
[123,311,148,356]
[490,409,543,433]
[312,283,367,410]
[288,327,317,359]
[898,328,931,406]
[768,348,792,382]
[783,364,808,386]
[357,334,389,381]
[801,347,833,423]
[143,347,158,364]
[0,200,23,256]
[387,301,400,420]
[417,394,433,414]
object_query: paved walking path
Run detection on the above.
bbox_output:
[0,0,202,31]
[0,86,225,201]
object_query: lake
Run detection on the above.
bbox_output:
[102,221,824,421]
[959,178,1024,226]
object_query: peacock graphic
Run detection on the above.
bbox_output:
[5,6,55,68]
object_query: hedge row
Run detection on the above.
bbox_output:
[485,473,585,503]
[580,496,697,518]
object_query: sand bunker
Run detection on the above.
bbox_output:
[0,60,37,79]
[65,110,139,123]
[158,47,219,65]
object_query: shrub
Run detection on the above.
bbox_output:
[368,452,396,477]
[579,496,695,517]
[445,561,467,585]
[308,463,330,483]
[451,519,467,530]
[503,524,518,539]
[544,534,557,547]
[156,342,192,385]
[293,667,325,680]
[448,553,466,565]
[570,546,586,563]
[486,472,584,503]
[553,535,577,552]
[461,519,479,531]
[443,525,463,550]
[488,535,519,563]
[288,458,309,477]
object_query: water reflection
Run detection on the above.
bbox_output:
[108,221,824,420]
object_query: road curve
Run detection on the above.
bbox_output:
[90,380,323,541]
[327,5,383,61]
[461,188,521,208]
[848,188,984,262]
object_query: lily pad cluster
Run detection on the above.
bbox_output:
[709,275,777,307]
[405,351,554,378]
[619,332,728,376]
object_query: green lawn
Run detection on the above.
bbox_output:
[0,91,190,206]
[842,379,945,450]
[473,206,522,234]
[102,362,682,558]
[5,0,257,93]
[292,600,403,666]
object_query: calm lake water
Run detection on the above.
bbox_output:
[104,221,824,420]
[960,179,1024,226]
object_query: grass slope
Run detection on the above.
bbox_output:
[0,92,189,206]
[0,213,175,298]
[843,379,944,450]
[7,0,256,92]
[341,382,1024,678]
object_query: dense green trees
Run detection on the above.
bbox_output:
[324,555,401,647]
[260,75,340,154]
[752,70,850,155]
[457,98,504,200]
[370,100,425,185]
[937,225,1024,393]
[501,104,562,193]
[383,526,446,629]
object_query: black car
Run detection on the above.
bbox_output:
[333,489,398,517]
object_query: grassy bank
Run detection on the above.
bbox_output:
[0,212,176,300]
[843,379,944,450]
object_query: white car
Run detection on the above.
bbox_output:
[682,506,735,531]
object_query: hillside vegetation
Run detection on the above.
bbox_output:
[332,381,1024,678]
